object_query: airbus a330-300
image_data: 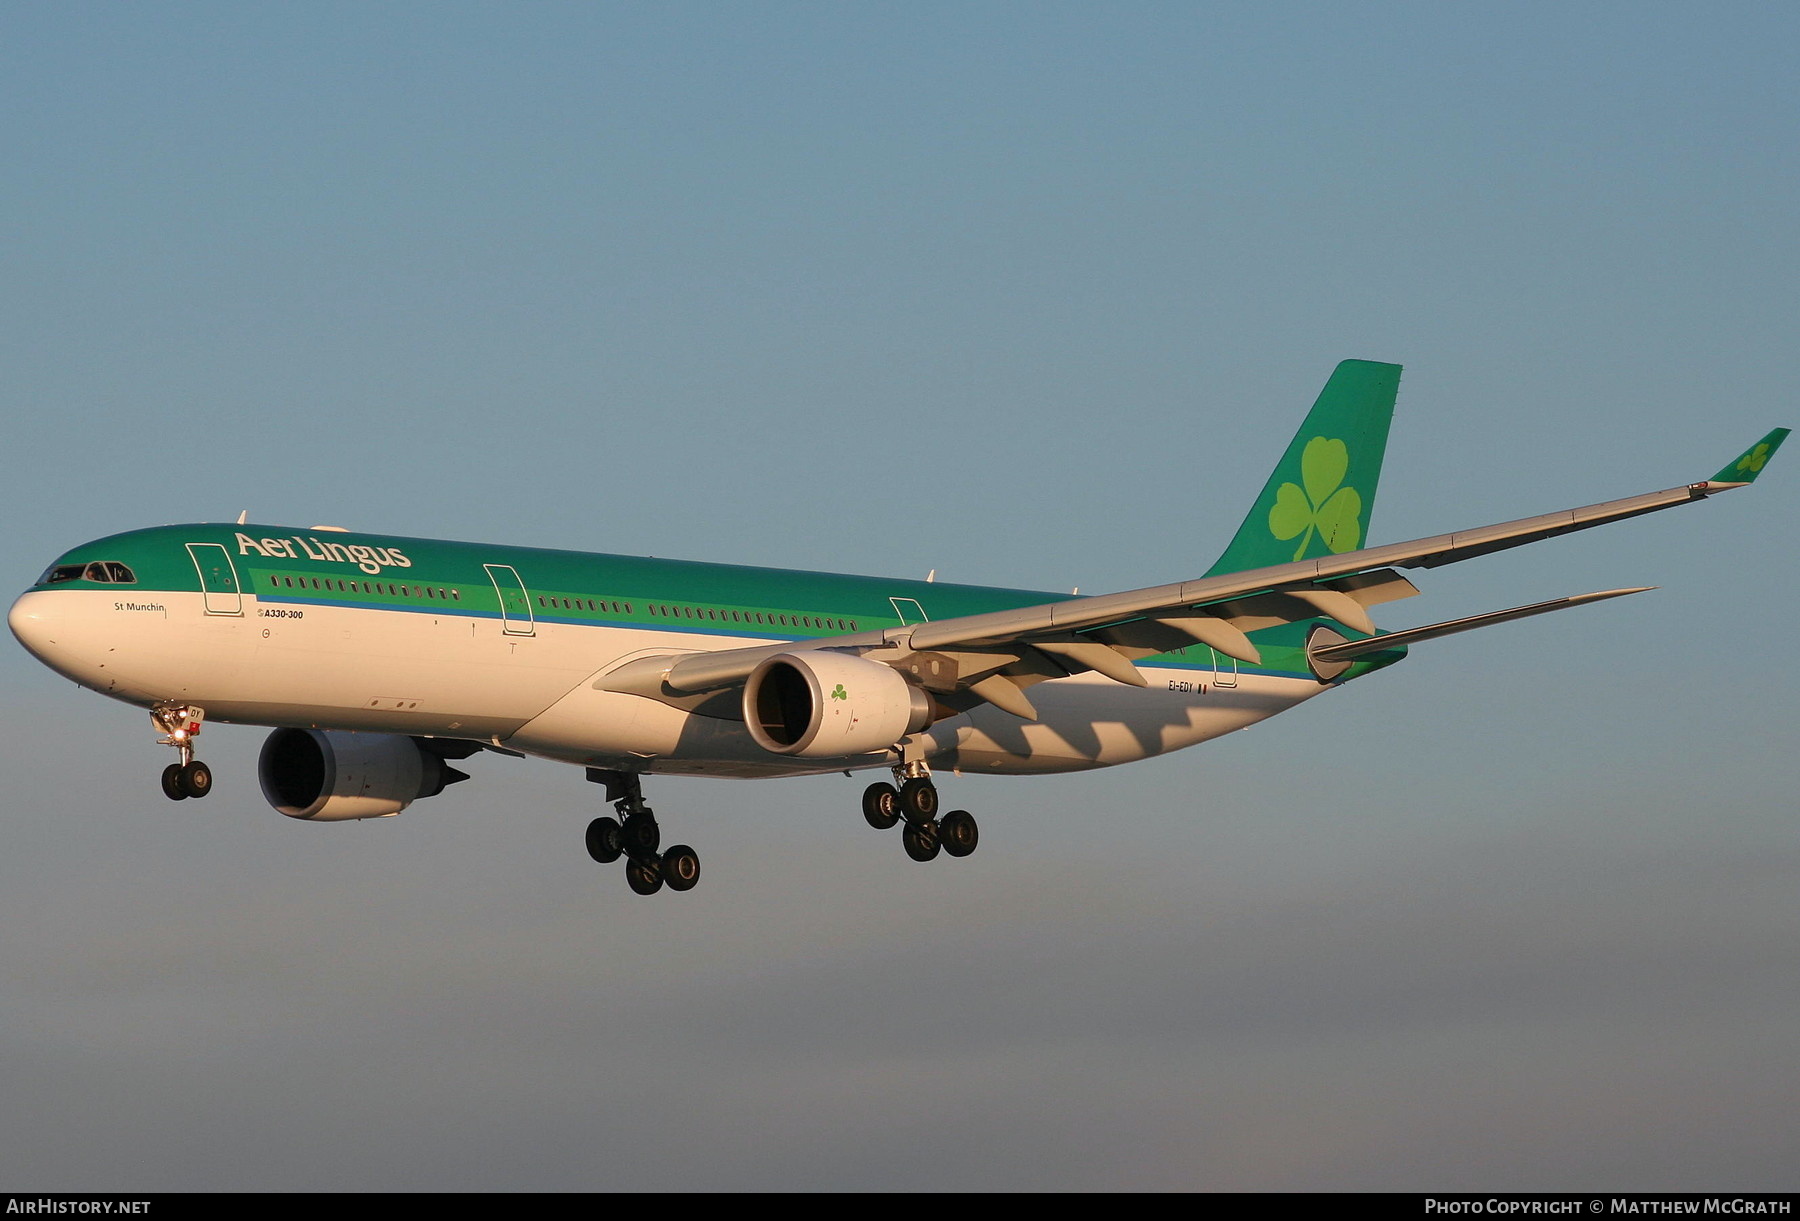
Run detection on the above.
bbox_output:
[10,362,1787,894]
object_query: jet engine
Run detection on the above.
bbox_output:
[259,728,469,821]
[743,652,933,759]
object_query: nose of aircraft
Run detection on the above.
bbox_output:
[8,589,59,662]
[8,588,111,690]
[11,587,172,701]
[10,588,120,691]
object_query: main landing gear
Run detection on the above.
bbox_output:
[583,769,700,897]
[153,704,213,801]
[861,763,978,865]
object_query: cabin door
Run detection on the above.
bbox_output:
[186,543,243,615]
[484,564,535,636]
[889,597,930,625]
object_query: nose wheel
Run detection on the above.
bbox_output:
[161,760,213,801]
[152,704,213,801]
[861,766,979,865]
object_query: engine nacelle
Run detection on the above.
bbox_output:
[259,728,465,822]
[744,652,933,759]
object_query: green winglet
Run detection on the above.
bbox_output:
[1712,428,1790,484]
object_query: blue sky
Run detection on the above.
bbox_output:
[3,2,1796,1190]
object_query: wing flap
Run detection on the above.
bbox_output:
[1092,612,1261,664]
[967,673,1039,720]
[1031,639,1150,687]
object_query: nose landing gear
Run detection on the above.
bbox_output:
[861,762,978,866]
[152,704,213,801]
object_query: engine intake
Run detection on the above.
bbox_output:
[744,652,932,759]
[259,728,467,821]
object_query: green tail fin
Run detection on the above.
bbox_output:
[1710,427,1789,484]
[1205,359,1402,576]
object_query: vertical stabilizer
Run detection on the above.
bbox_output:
[1205,359,1402,576]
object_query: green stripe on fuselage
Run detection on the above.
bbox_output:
[32,522,1398,682]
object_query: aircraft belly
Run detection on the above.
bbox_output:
[510,662,1329,781]
[505,660,692,766]
[505,627,887,778]
[934,669,1324,775]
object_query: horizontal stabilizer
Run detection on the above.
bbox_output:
[1309,587,1655,662]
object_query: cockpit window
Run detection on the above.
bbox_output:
[40,562,136,585]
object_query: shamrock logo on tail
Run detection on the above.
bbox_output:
[1737,443,1772,476]
[1269,436,1362,561]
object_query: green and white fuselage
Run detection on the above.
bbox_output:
[13,520,1362,778]
[9,360,1785,890]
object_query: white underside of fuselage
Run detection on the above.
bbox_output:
[12,589,1327,780]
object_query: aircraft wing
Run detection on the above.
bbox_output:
[618,431,1786,719]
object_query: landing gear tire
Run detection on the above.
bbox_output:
[898,778,939,825]
[621,815,660,856]
[661,845,700,892]
[161,764,188,802]
[902,819,941,862]
[862,782,900,830]
[939,810,978,858]
[177,760,212,799]
[626,855,664,896]
[586,816,624,864]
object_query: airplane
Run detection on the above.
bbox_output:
[8,361,1788,895]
